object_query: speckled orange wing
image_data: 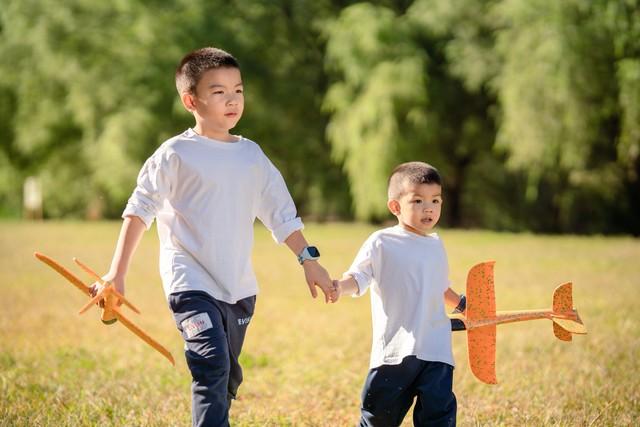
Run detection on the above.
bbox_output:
[465,261,498,384]
[34,252,91,296]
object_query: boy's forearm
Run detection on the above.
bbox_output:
[283,229,308,256]
[337,276,359,297]
[108,216,146,277]
[284,229,325,273]
[283,229,337,301]
[444,287,462,309]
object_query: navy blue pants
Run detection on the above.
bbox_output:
[169,291,255,427]
[360,356,456,427]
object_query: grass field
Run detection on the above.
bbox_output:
[1,221,638,426]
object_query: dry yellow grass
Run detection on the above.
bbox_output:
[0,221,638,426]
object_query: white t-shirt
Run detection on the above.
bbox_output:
[346,225,454,369]
[123,128,303,304]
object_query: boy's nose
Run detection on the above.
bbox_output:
[228,92,243,104]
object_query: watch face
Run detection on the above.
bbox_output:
[307,246,320,257]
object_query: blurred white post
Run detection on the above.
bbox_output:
[23,176,43,220]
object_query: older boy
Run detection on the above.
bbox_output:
[334,162,465,427]
[91,47,336,427]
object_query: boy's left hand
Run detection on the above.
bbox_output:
[303,260,338,303]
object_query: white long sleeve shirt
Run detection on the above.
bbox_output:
[346,226,454,369]
[123,128,303,304]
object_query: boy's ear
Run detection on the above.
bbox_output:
[180,92,196,112]
[387,199,400,216]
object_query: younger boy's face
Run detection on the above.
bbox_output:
[183,67,244,138]
[388,181,443,236]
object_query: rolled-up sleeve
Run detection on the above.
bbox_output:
[345,236,377,297]
[122,150,175,229]
[256,157,303,244]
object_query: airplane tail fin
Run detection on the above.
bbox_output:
[551,282,587,340]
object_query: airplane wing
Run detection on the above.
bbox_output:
[73,258,141,314]
[34,252,91,296]
[112,306,175,366]
[465,261,498,384]
[467,326,497,384]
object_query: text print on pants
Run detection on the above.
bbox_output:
[181,312,213,339]
[237,316,252,326]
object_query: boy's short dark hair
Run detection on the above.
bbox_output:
[388,162,442,200]
[175,47,240,95]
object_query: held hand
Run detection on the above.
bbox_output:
[331,280,342,303]
[302,260,338,303]
[89,272,125,307]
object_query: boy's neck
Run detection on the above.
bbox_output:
[193,124,237,142]
[398,222,430,236]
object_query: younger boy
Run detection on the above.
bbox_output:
[91,47,336,427]
[333,162,465,427]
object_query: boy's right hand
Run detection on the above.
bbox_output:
[89,272,125,307]
[331,280,342,303]
[302,260,338,303]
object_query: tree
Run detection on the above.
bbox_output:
[324,0,640,233]
[0,0,185,217]
[490,0,639,232]
[0,0,352,220]
[324,2,498,225]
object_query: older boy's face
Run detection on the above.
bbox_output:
[388,181,443,236]
[187,67,244,138]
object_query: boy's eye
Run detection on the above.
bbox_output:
[213,90,224,95]
[414,200,422,204]
[433,199,440,204]
[236,89,244,94]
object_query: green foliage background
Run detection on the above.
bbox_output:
[1,0,638,234]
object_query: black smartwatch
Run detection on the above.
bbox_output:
[453,294,466,314]
[297,246,320,264]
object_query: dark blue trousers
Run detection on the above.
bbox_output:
[169,291,255,427]
[360,356,456,427]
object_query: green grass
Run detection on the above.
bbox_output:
[1,221,638,426]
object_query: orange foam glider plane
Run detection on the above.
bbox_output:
[34,252,175,366]
[449,261,586,384]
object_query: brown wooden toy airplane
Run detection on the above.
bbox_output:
[449,261,586,384]
[34,252,175,366]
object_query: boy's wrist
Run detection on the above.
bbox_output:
[302,259,319,268]
[106,268,125,280]
[335,276,357,297]
[297,246,320,265]
[332,279,341,294]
